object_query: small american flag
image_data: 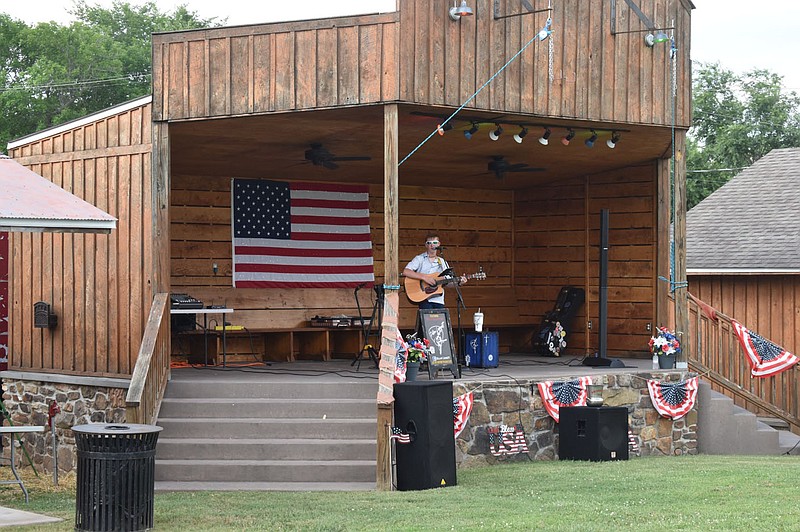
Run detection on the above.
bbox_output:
[732,320,799,378]
[647,377,699,420]
[453,391,474,438]
[231,179,374,288]
[390,426,411,444]
[537,377,592,423]
[394,331,408,384]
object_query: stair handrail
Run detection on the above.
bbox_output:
[685,292,800,434]
[126,292,170,424]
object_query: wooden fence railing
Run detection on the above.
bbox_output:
[126,292,170,424]
[685,293,800,434]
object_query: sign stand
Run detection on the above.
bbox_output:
[417,309,459,379]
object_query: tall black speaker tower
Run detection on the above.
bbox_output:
[559,406,629,461]
[393,381,457,491]
[584,209,625,367]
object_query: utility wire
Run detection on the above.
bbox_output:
[0,74,151,93]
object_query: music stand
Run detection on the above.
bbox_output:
[352,283,383,370]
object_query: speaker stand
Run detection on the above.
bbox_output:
[586,209,626,369]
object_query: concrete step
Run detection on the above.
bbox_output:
[155,481,376,492]
[159,397,376,419]
[778,430,800,455]
[163,380,376,400]
[155,459,375,483]
[156,437,376,461]
[157,417,375,439]
[698,380,783,455]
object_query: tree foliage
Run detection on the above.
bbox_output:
[0,1,221,152]
[687,63,800,209]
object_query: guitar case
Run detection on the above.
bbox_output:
[534,286,585,355]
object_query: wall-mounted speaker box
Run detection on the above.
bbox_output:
[394,381,457,490]
[559,406,629,461]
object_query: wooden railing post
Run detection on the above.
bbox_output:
[126,293,170,424]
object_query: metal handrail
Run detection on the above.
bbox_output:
[125,293,170,424]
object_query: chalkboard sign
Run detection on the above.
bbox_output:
[417,309,459,379]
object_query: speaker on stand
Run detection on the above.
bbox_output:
[558,406,629,461]
[393,381,457,490]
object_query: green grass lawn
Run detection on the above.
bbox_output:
[3,455,800,531]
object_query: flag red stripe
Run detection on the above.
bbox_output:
[291,214,370,225]
[290,181,369,194]
[236,264,375,274]
[235,281,367,288]
[291,198,369,210]
[235,246,373,258]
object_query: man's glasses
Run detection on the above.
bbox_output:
[425,240,440,246]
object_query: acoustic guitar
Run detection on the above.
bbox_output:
[404,270,486,303]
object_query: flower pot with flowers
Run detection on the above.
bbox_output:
[404,334,432,381]
[649,327,681,369]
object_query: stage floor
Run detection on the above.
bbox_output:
[169,353,664,384]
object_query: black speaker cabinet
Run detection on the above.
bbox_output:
[393,381,457,491]
[559,406,629,461]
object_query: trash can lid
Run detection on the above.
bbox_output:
[72,423,163,435]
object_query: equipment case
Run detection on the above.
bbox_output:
[465,331,499,368]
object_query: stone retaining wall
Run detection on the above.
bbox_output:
[454,371,698,466]
[1,377,127,473]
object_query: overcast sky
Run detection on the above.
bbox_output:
[2,0,799,91]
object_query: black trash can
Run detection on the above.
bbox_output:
[73,423,163,532]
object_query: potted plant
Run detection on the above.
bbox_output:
[649,327,681,369]
[404,335,431,381]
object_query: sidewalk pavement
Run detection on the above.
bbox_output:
[0,506,61,528]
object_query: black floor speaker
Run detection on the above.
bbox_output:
[393,381,457,491]
[559,406,629,461]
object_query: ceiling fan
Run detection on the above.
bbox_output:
[303,143,372,170]
[487,155,545,178]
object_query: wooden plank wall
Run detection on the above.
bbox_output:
[172,163,659,359]
[170,178,517,330]
[689,275,800,360]
[7,104,153,377]
[399,0,692,127]
[152,0,691,128]
[515,163,658,357]
[151,13,400,121]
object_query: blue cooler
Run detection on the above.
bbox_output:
[465,331,499,368]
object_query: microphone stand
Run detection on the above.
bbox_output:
[439,248,463,378]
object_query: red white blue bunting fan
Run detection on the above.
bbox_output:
[488,424,529,457]
[537,376,592,422]
[732,320,799,378]
[646,377,699,420]
[453,391,474,438]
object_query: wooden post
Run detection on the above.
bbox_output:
[656,157,671,330]
[673,130,689,361]
[376,103,399,491]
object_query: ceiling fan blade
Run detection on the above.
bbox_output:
[323,160,339,170]
[509,167,546,172]
[331,156,372,162]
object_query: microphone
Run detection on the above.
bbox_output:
[355,282,368,291]
[436,246,447,251]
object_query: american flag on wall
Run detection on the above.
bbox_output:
[232,179,374,288]
[732,320,799,378]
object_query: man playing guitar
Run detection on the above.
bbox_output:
[403,232,467,309]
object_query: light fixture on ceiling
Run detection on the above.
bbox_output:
[538,127,552,146]
[437,123,453,136]
[645,31,670,47]
[561,128,576,146]
[449,0,474,21]
[464,123,479,140]
[513,127,528,144]
[606,131,621,149]
[585,130,598,148]
[489,124,503,141]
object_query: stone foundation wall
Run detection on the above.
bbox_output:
[454,371,698,466]
[1,376,127,473]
